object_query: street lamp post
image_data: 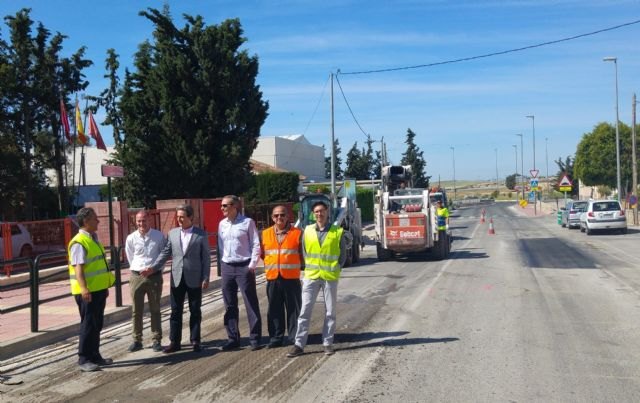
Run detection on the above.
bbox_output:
[515,134,524,201]
[603,56,622,201]
[495,148,499,196]
[526,115,536,214]
[513,144,518,196]
[450,146,457,201]
[545,137,549,195]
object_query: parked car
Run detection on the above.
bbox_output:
[0,222,34,259]
[561,200,589,229]
[579,200,627,235]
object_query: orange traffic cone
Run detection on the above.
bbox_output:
[488,218,495,235]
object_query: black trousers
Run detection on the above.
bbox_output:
[221,261,262,344]
[266,277,302,343]
[169,277,202,345]
[75,288,108,364]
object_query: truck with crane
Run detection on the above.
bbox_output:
[374,165,450,261]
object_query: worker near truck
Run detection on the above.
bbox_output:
[287,200,346,358]
[260,205,303,349]
[436,200,450,230]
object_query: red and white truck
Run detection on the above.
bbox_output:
[374,165,450,261]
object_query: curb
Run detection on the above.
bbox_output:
[0,266,264,361]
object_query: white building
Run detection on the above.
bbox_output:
[251,135,325,181]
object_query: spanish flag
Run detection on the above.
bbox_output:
[88,111,107,151]
[75,102,87,145]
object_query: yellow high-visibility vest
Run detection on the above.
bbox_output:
[303,224,343,281]
[68,232,115,295]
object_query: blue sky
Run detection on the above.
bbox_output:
[3,0,640,181]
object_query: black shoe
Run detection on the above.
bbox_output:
[193,343,202,352]
[163,343,181,354]
[151,342,162,352]
[249,343,261,351]
[128,342,143,352]
[286,345,304,357]
[222,340,240,351]
[93,357,113,366]
[267,340,283,349]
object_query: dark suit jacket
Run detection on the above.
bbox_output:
[152,226,211,288]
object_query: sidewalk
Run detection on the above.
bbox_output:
[0,260,231,361]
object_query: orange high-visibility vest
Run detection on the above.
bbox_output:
[261,225,302,280]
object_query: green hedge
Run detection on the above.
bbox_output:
[244,172,300,203]
[357,188,374,222]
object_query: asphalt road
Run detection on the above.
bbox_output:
[3,202,640,402]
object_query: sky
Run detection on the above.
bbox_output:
[3,0,640,182]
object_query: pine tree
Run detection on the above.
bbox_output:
[344,141,370,180]
[400,128,430,188]
[116,7,268,206]
[324,138,343,180]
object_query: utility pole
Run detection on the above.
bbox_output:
[632,94,637,224]
[495,148,499,196]
[513,144,518,197]
[526,115,536,215]
[330,73,336,203]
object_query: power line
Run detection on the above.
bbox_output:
[334,75,369,138]
[339,19,640,75]
[302,76,330,136]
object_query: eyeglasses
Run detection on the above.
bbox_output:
[272,213,287,218]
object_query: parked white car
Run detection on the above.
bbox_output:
[0,222,34,259]
[579,200,627,235]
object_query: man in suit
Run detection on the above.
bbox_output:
[144,204,211,353]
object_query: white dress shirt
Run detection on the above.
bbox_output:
[70,229,101,265]
[218,214,261,269]
[180,225,193,252]
[125,228,166,272]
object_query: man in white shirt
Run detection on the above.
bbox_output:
[217,195,262,351]
[125,211,166,353]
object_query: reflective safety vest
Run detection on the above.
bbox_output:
[68,232,115,295]
[262,225,302,280]
[303,224,343,281]
[436,207,449,230]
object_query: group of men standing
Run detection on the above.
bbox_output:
[68,195,345,372]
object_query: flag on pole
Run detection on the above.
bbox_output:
[88,111,107,151]
[75,102,87,145]
[59,100,71,142]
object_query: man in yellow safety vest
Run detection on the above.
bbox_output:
[287,200,346,357]
[68,207,115,372]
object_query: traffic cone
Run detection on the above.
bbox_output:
[480,212,485,223]
[488,218,495,235]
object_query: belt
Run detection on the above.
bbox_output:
[131,270,160,276]
[223,259,251,267]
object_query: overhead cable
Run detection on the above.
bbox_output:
[335,75,369,138]
[339,19,640,75]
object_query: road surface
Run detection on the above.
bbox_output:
[3,202,640,402]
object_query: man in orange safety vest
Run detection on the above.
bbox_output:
[260,205,303,349]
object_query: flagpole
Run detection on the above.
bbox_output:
[80,97,90,187]
[71,95,78,211]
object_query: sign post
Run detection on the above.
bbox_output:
[558,174,573,212]
[101,165,125,306]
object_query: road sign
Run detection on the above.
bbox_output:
[558,174,572,192]
[530,179,538,189]
[528,191,536,202]
[101,165,124,178]
[530,169,539,178]
[519,199,528,208]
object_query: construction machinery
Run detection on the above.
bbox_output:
[374,165,450,261]
[296,179,363,267]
